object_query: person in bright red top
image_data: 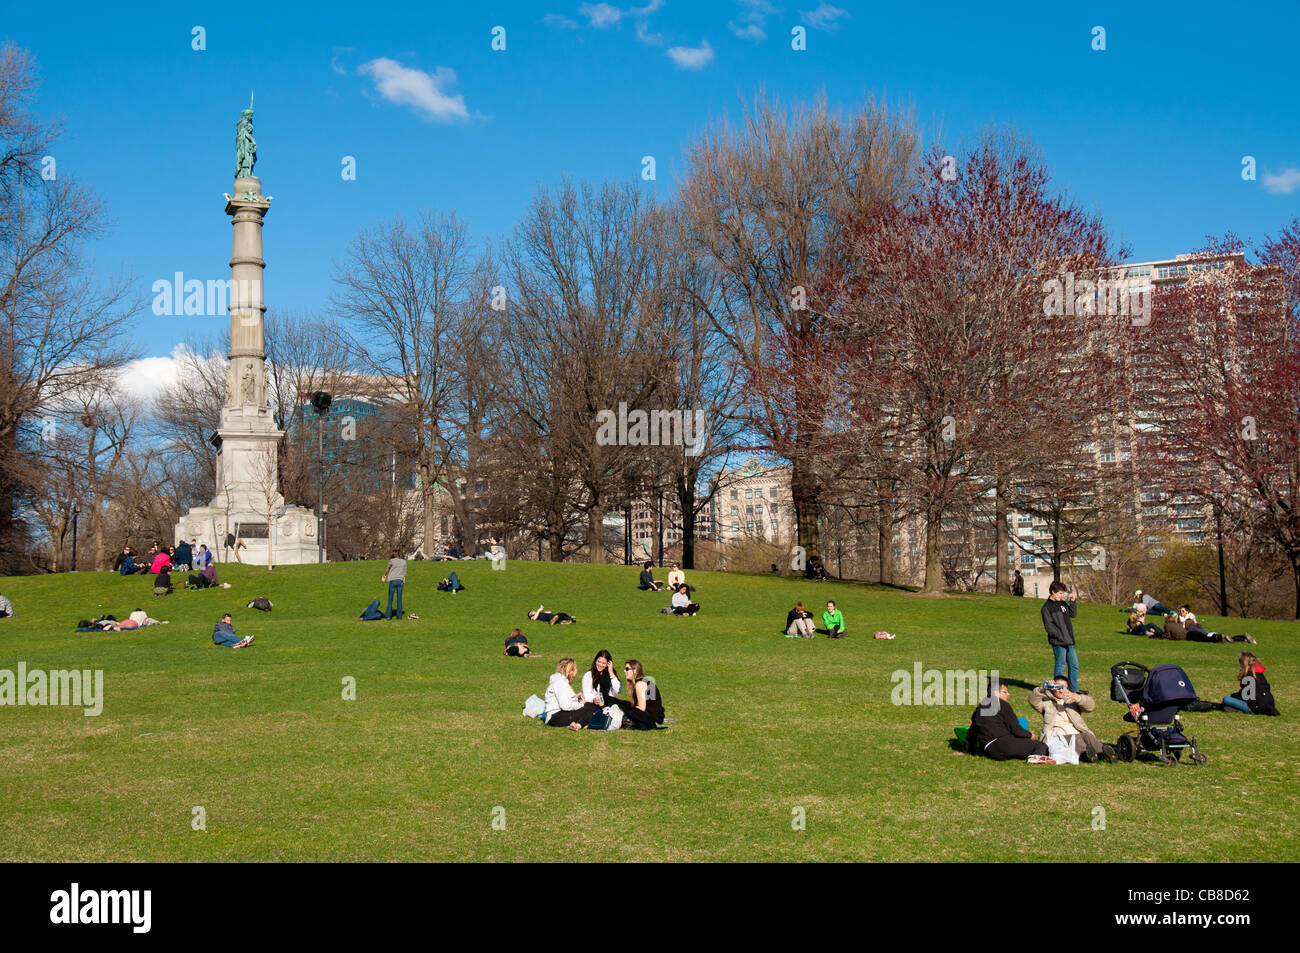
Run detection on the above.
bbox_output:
[1222,652,1281,716]
[149,547,170,575]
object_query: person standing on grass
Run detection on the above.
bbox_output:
[1042,580,1080,692]
[544,658,600,730]
[212,613,254,649]
[1012,570,1025,597]
[382,550,407,619]
[823,600,845,638]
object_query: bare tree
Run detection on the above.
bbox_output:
[678,92,920,558]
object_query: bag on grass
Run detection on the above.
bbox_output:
[605,704,625,730]
[522,694,546,719]
[247,597,273,612]
[588,710,613,730]
[1044,732,1079,765]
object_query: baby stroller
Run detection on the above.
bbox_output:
[1110,662,1208,765]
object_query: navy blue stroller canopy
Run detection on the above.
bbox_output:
[1143,665,1197,707]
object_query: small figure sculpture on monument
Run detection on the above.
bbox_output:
[235,94,257,179]
[241,365,256,404]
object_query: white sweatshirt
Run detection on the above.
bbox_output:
[672,591,689,609]
[544,673,583,719]
[581,670,621,701]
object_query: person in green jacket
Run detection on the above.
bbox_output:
[823,600,845,639]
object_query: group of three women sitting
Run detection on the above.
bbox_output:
[543,651,666,730]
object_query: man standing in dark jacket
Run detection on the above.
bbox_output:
[968,682,1049,760]
[1042,580,1080,692]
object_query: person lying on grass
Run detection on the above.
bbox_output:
[528,605,576,625]
[98,608,170,631]
[581,650,620,703]
[1222,652,1280,715]
[822,600,845,638]
[967,682,1049,762]
[212,613,254,649]
[611,658,665,729]
[1029,676,1116,763]
[543,657,601,730]
[1157,613,1255,644]
[505,628,536,658]
[670,584,700,616]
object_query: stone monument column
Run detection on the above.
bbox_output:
[173,99,321,565]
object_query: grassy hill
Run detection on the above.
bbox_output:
[0,559,1295,861]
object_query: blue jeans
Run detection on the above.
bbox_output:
[1052,644,1079,691]
[213,630,241,647]
[1222,695,1251,713]
[1148,601,1172,616]
[386,580,404,619]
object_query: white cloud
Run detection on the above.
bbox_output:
[119,344,212,403]
[802,1,849,29]
[542,12,580,28]
[580,2,625,27]
[358,58,469,122]
[1262,167,1300,195]
[666,40,715,70]
[730,0,777,40]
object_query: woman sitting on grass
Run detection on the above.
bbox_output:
[823,600,845,639]
[670,584,700,616]
[612,659,665,729]
[785,602,816,638]
[153,570,174,597]
[188,562,218,590]
[1125,605,1162,637]
[1222,652,1281,715]
[543,658,600,730]
[528,605,576,625]
[504,628,535,658]
[581,650,620,703]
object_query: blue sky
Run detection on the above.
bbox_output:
[6,0,1299,369]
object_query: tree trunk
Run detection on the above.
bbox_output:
[1214,507,1229,616]
[547,526,565,562]
[791,460,821,558]
[1051,515,1062,583]
[1293,555,1300,621]
[922,503,944,595]
[588,505,605,564]
[994,477,1009,594]
[678,480,697,570]
[420,461,436,553]
[878,510,894,585]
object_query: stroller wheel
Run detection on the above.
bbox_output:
[1158,748,1176,766]
[1117,735,1136,763]
[1191,751,1208,765]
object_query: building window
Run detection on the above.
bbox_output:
[769,488,777,498]
[730,506,738,515]
[746,521,754,532]
[770,504,779,515]
[771,520,778,531]
[755,504,763,515]
[731,522,739,533]
[730,489,737,499]
[745,489,752,499]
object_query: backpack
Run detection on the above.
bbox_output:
[247,597,273,612]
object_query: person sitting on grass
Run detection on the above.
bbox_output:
[211,613,254,649]
[153,570,174,597]
[543,657,600,730]
[805,555,829,581]
[1222,652,1280,715]
[666,563,693,593]
[528,605,576,625]
[581,650,620,703]
[172,539,193,572]
[967,681,1049,762]
[505,628,535,658]
[822,600,845,639]
[0,593,11,618]
[785,601,816,638]
[612,659,665,730]
[1125,605,1162,637]
[670,584,700,616]
[638,562,666,591]
[188,562,218,590]
[1029,676,1116,762]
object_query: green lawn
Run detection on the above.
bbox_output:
[0,559,1295,861]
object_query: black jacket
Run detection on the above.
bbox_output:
[785,608,812,628]
[638,569,656,590]
[1042,597,1076,647]
[968,696,1032,752]
[1235,668,1281,716]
